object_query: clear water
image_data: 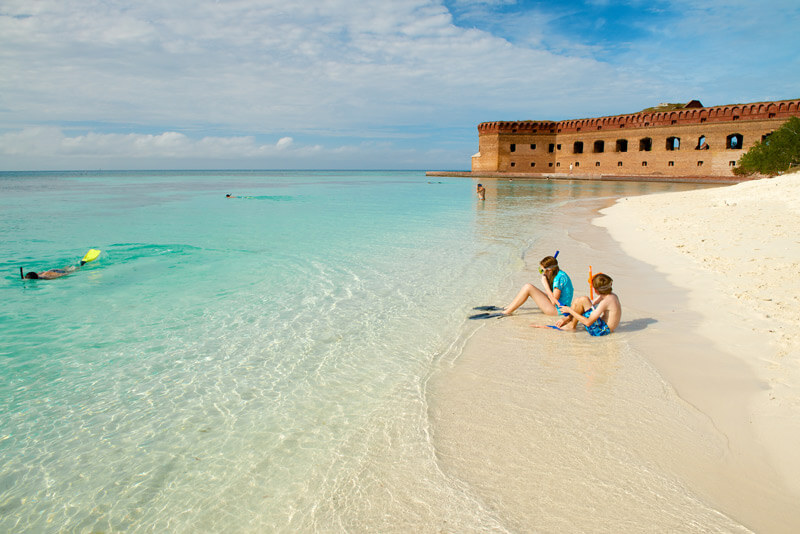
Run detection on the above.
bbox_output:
[0,171,717,532]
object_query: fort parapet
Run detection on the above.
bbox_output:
[470,99,800,180]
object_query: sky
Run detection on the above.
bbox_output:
[1,0,798,171]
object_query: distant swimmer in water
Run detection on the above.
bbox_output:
[226,193,237,198]
[476,183,486,200]
[21,249,101,280]
[555,273,621,336]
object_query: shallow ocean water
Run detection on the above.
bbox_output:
[0,171,732,532]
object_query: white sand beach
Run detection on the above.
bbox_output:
[429,172,800,532]
[598,171,800,527]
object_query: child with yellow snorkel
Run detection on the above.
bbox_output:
[501,254,574,316]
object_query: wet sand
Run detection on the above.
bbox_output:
[428,174,800,532]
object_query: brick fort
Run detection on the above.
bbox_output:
[471,99,800,180]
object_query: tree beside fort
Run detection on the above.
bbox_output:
[735,117,800,176]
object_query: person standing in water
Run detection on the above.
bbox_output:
[502,255,573,316]
[476,183,486,200]
[555,273,621,336]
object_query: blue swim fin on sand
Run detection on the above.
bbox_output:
[468,312,507,320]
[472,305,503,311]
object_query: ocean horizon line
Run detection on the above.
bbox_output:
[0,168,470,174]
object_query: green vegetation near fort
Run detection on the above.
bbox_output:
[735,117,800,176]
[637,103,689,113]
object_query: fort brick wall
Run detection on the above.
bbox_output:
[472,99,800,179]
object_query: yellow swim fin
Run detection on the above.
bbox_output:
[81,249,101,264]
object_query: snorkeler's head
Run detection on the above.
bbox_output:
[592,273,613,294]
[24,272,39,279]
[539,256,559,273]
[539,256,560,286]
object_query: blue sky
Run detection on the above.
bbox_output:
[1,0,798,170]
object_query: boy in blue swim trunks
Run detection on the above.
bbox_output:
[555,273,621,336]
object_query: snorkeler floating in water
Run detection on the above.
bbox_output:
[20,249,101,280]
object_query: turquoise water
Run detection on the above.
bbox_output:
[1,171,691,531]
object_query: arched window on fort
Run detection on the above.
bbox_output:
[573,141,584,154]
[639,138,652,152]
[727,134,743,149]
[666,137,680,151]
[593,140,604,153]
[696,135,709,150]
[616,139,628,152]
[510,143,516,152]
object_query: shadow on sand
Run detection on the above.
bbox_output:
[615,318,657,332]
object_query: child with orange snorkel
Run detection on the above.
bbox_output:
[555,272,621,336]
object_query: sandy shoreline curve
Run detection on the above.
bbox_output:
[429,173,800,532]
[598,171,800,521]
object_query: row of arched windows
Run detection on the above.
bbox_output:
[566,134,744,154]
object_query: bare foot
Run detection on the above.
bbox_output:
[556,317,575,330]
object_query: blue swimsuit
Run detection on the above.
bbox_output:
[552,270,573,307]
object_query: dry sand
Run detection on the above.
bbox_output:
[598,171,800,520]
[428,173,800,533]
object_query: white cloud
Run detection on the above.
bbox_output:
[0,0,796,169]
[276,137,294,150]
[0,127,463,170]
[0,0,619,134]
[0,128,288,158]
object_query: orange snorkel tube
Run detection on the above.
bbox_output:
[588,266,594,300]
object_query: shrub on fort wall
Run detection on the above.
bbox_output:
[735,116,800,176]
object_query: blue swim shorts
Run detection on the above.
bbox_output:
[583,309,611,337]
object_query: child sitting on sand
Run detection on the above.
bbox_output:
[555,273,621,336]
[502,255,573,316]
